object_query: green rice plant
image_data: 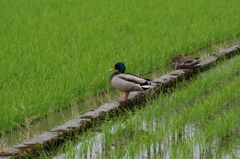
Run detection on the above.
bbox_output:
[192,107,240,159]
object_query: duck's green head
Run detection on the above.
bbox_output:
[108,62,126,73]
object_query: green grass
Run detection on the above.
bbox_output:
[1,0,240,131]
[52,55,240,159]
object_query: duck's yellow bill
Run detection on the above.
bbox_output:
[108,68,116,72]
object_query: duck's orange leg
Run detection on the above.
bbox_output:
[117,92,129,102]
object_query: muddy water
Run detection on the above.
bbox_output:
[1,37,240,150]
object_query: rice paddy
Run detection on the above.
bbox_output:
[52,53,240,159]
[1,0,240,158]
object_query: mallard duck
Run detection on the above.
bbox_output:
[108,62,152,102]
[172,54,201,70]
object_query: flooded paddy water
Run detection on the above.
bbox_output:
[1,37,240,157]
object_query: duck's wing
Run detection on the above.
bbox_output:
[172,58,187,69]
[116,73,150,84]
[184,56,200,60]
[183,56,200,65]
[172,62,188,69]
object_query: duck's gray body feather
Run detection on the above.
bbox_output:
[109,72,151,92]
